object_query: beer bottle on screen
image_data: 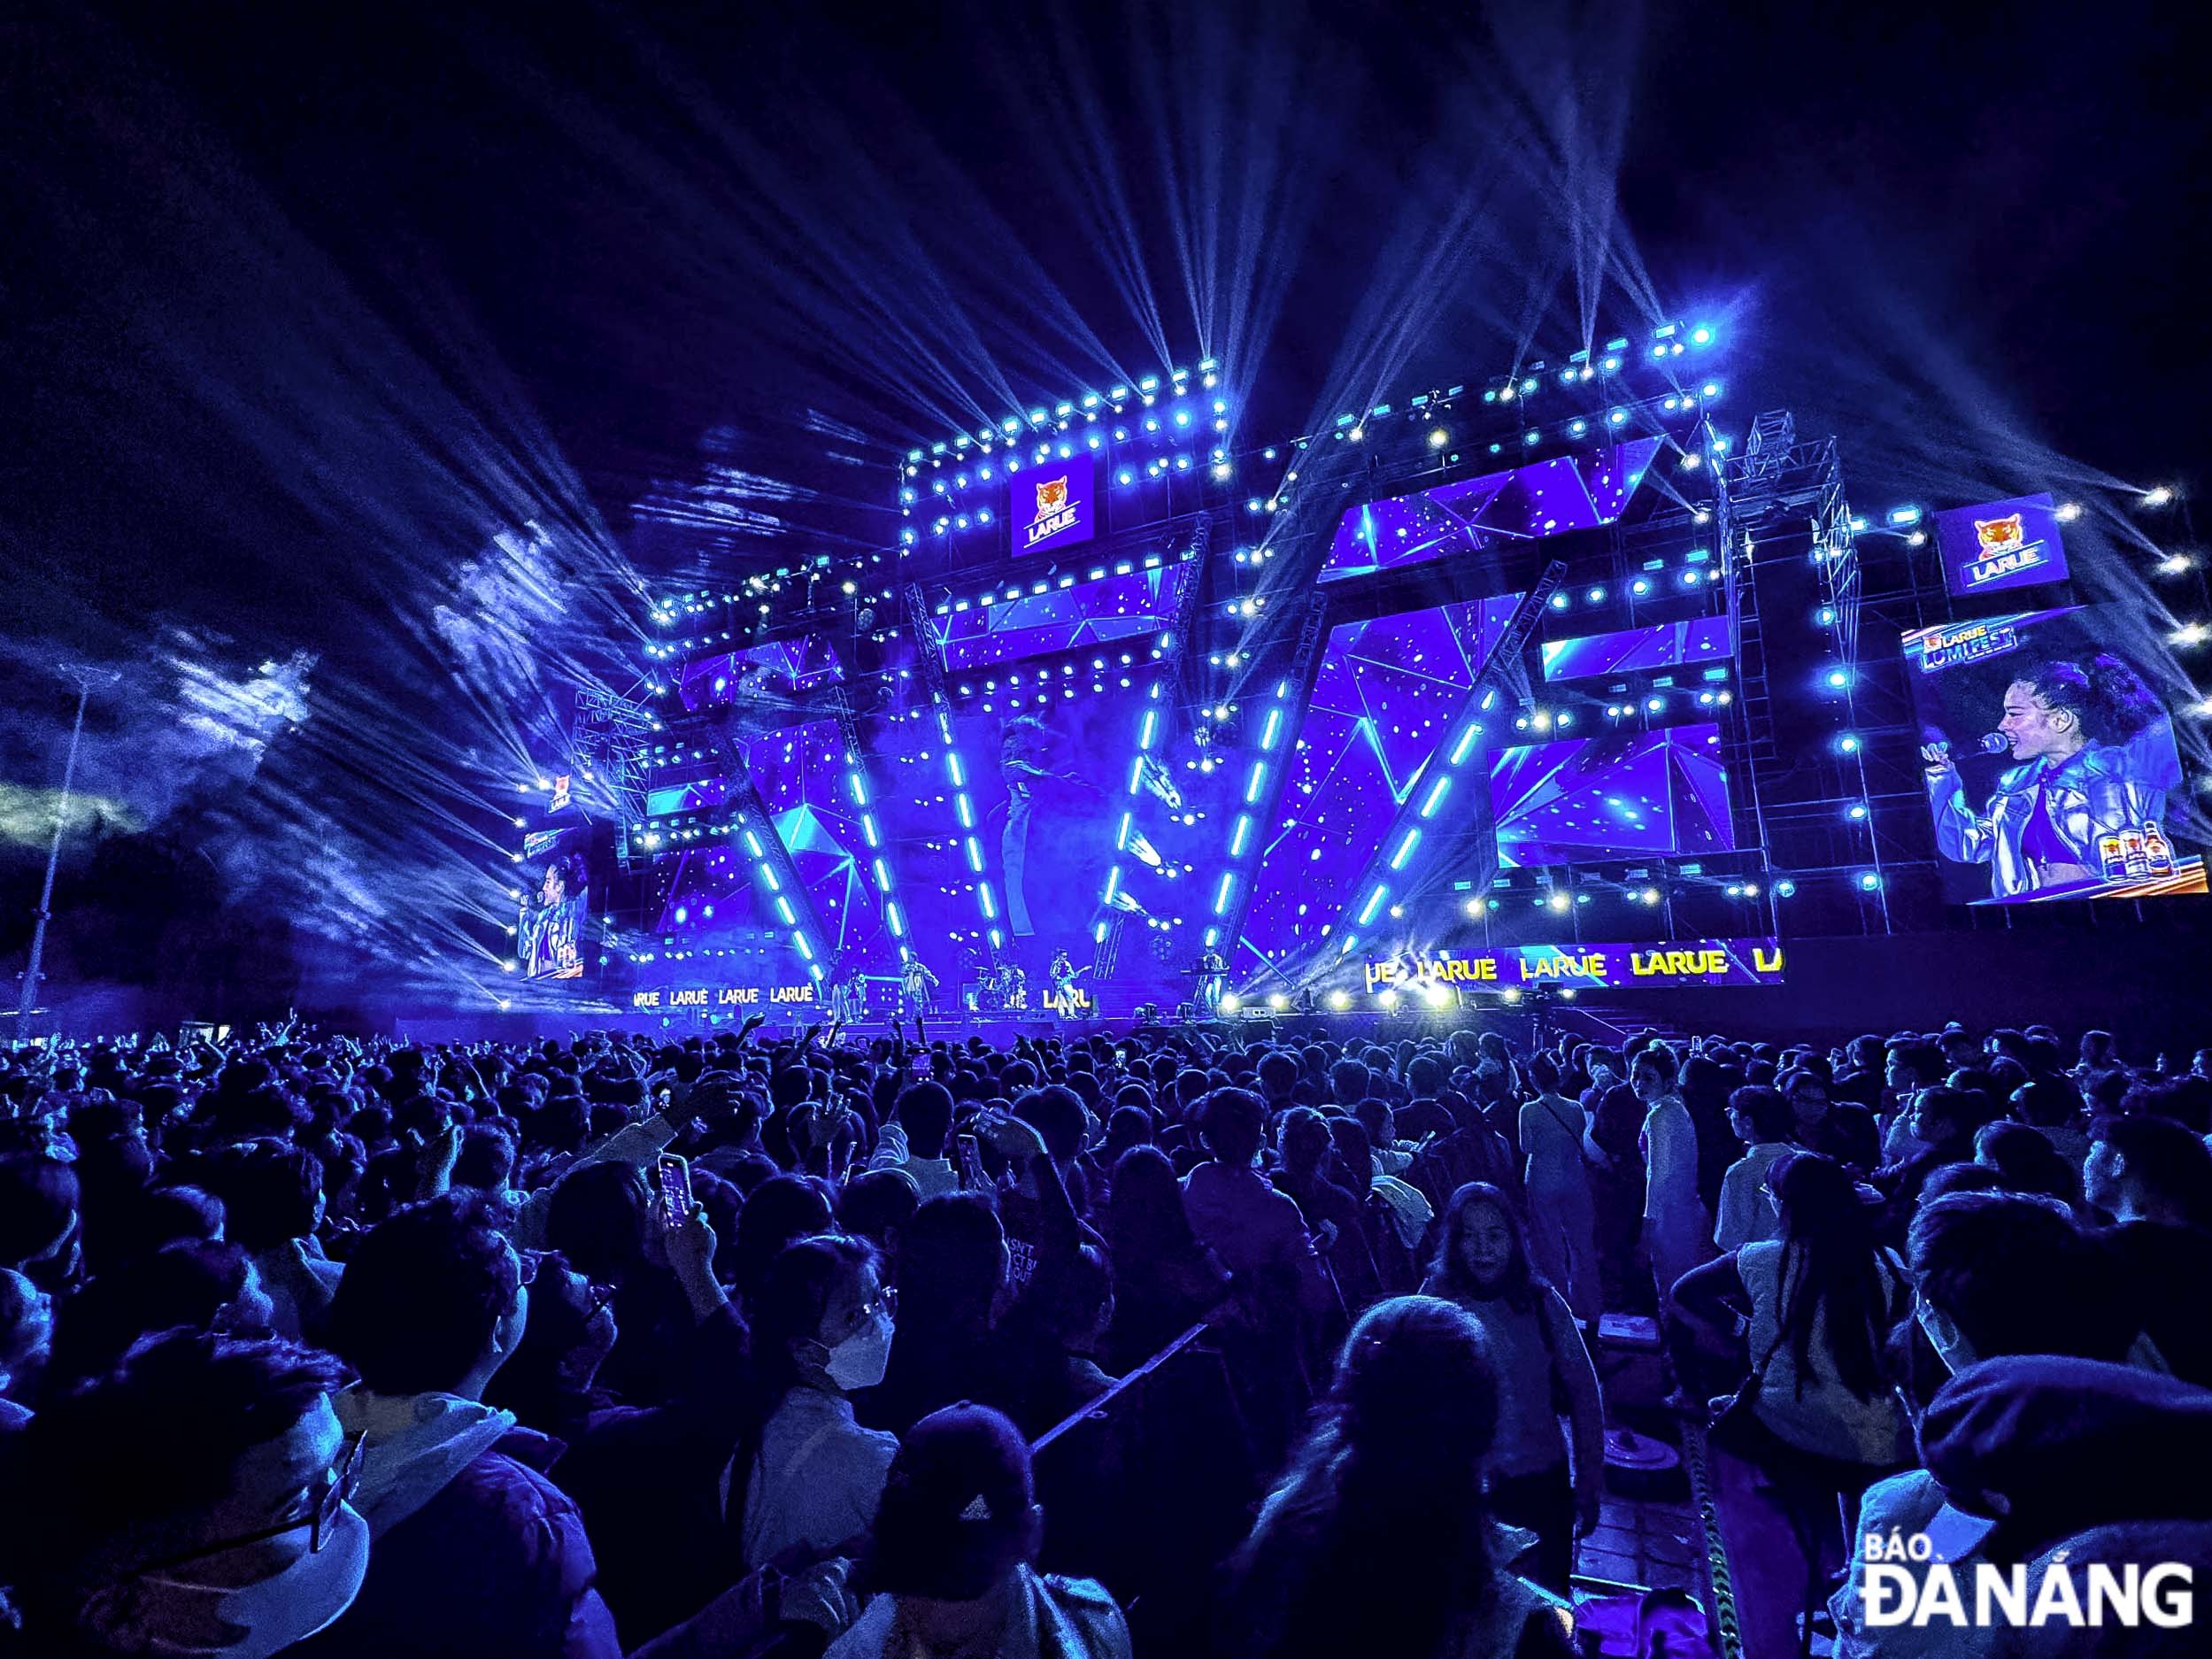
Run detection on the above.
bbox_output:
[2142,820,2176,876]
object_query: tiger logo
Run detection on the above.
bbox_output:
[1036,478,1068,516]
[1974,513,2024,552]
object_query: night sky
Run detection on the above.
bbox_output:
[1,0,2204,999]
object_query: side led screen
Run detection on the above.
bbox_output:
[1901,605,2198,904]
[520,852,589,979]
[1318,440,1662,584]
[1541,613,1735,682]
[1486,723,1735,868]
[1239,596,1522,969]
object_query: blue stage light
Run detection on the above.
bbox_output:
[1825,667,1852,690]
[1774,879,1797,898]
[1587,587,1606,603]
[1859,871,1883,891]
[1691,325,1714,345]
[1838,733,1861,752]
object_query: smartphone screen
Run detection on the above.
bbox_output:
[955,1131,984,1191]
[910,1052,933,1081]
[654,1154,693,1225]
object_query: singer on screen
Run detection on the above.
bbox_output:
[983,715,1114,966]
[1920,655,2175,899]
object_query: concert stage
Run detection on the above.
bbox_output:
[493,326,2207,1058]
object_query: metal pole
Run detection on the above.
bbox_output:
[18,673,94,1042]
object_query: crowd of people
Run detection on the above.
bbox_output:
[1,1007,2208,1658]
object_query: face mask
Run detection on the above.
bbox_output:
[821,1308,894,1391]
[93,1501,369,1659]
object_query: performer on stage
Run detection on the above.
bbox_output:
[899,955,939,1018]
[1921,655,2176,899]
[1194,947,1227,1015]
[1049,949,1079,1013]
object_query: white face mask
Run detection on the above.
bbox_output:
[821,1308,894,1392]
[94,1501,370,1659]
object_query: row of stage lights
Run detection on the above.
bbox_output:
[1509,683,1737,733]
[932,549,1186,614]
[903,361,1224,467]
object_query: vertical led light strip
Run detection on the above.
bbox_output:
[935,695,1001,955]
[1326,690,1497,968]
[1205,677,1298,952]
[742,821,823,984]
[844,751,911,962]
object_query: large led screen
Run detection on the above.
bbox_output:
[1901,605,2198,904]
[863,663,1152,995]
[1485,724,1735,868]
[1318,441,1662,584]
[1240,596,1522,972]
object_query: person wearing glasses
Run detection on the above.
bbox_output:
[0,1327,368,1658]
[736,1233,899,1570]
[310,1194,622,1658]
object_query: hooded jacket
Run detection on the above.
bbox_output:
[294,1388,620,1659]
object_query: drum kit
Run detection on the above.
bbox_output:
[970,964,1029,1012]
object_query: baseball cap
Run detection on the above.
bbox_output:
[867,1403,1036,1600]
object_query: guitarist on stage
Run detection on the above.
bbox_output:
[1049,948,1083,1015]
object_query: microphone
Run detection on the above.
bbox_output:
[1973,731,2009,754]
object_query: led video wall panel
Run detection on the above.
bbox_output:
[1239,595,1522,969]
[1318,440,1663,584]
[1485,723,1735,868]
[1541,613,1736,682]
[934,562,1190,674]
[748,719,898,977]
[1900,604,2198,904]
[676,636,845,713]
[642,718,895,975]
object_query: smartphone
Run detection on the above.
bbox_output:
[1114,1048,1128,1064]
[955,1131,984,1191]
[654,1154,694,1226]
[910,1052,933,1081]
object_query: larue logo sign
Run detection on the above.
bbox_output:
[1015,452,1096,556]
[1933,491,2070,598]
